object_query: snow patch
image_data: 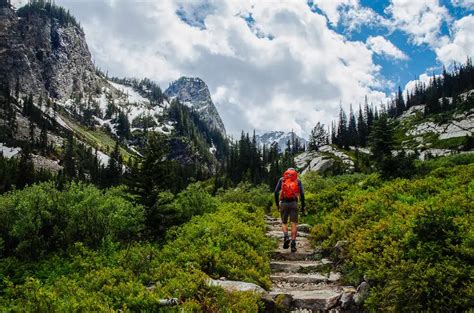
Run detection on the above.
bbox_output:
[0,143,21,158]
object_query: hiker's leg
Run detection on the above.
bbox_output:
[280,202,289,234]
[291,222,297,240]
[289,202,298,240]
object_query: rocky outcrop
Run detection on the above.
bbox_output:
[165,77,226,136]
[406,109,474,140]
[0,3,103,99]
[295,145,354,174]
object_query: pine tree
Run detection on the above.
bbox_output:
[63,133,76,178]
[336,106,348,148]
[357,104,368,147]
[348,104,358,147]
[308,122,328,151]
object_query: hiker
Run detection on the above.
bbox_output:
[274,168,305,253]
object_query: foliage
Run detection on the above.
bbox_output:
[146,182,220,239]
[308,122,328,151]
[0,196,272,311]
[218,182,273,211]
[0,182,144,259]
[307,161,474,311]
[17,0,82,29]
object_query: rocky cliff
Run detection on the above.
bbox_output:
[0,2,103,99]
[165,77,226,136]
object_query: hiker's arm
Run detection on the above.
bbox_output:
[274,178,282,207]
[298,180,305,209]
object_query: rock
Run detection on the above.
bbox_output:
[286,289,341,311]
[273,293,293,310]
[0,4,103,100]
[298,224,311,233]
[334,240,349,259]
[270,272,341,284]
[340,286,356,309]
[266,230,310,239]
[354,281,370,305]
[208,279,266,295]
[270,260,331,273]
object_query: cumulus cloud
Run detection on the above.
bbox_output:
[385,0,451,47]
[366,36,409,60]
[436,15,474,65]
[403,73,435,99]
[51,0,391,138]
[451,0,474,10]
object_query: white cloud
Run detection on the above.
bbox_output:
[436,15,474,65]
[53,0,391,138]
[451,0,474,10]
[366,36,409,60]
[310,0,358,25]
[385,0,451,47]
[403,73,433,97]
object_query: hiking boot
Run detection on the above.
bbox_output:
[291,240,297,253]
[283,236,290,249]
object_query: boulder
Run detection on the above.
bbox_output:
[297,224,311,233]
[334,240,349,259]
[208,279,266,295]
[340,286,356,309]
[354,281,370,305]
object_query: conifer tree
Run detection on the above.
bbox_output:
[308,122,328,151]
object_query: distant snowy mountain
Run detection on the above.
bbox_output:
[165,77,226,136]
[256,131,308,151]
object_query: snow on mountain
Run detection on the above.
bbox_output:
[0,143,21,158]
[256,131,308,151]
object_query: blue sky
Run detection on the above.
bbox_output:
[13,0,474,137]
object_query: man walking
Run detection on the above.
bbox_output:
[274,168,305,253]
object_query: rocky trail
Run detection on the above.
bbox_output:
[264,215,357,312]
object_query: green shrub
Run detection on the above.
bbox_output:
[146,182,220,239]
[0,198,273,311]
[0,182,144,259]
[218,182,273,211]
[309,163,474,311]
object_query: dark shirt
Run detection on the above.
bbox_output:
[274,177,305,208]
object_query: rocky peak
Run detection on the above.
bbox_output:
[165,76,226,135]
[256,131,308,150]
[0,2,103,99]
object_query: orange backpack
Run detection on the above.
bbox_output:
[280,169,300,200]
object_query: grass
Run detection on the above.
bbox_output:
[60,114,134,161]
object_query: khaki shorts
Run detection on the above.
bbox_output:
[280,200,298,224]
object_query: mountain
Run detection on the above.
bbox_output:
[256,131,307,151]
[165,77,226,136]
[0,1,227,176]
[0,1,103,99]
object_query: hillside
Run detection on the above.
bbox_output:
[0,1,228,181]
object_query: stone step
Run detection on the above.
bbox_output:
[266,230,310,238]
[270,259,332,273]
[272,250,317,261]
[269,289,342,311]
[270,272,341,284]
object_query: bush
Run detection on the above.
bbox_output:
[0,182,144,259]
[0,201,273,311]
[218,182,273,211]
[309,163,474,311]
[146,182,220,239]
